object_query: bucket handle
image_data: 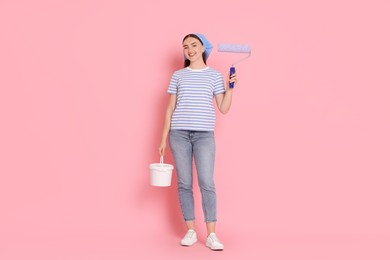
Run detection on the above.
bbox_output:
[160,156,164,164]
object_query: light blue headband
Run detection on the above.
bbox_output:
[184,33,213,61]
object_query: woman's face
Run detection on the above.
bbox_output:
[182,37,205,63]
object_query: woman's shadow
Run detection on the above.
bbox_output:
[137,55,184,238]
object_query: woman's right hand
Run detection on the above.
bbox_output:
[158,141,166,157]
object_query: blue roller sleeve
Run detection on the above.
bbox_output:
[229,66,235,88]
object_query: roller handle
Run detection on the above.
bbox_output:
[229,67,235,88]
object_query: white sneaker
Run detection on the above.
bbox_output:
[206,233,224,251]
[180,229,197,246]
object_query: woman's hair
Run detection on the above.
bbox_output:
[182,34,207,67]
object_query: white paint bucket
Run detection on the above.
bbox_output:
[150,156,174,187]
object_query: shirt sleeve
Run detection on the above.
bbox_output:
[167,71,179,94]
[213,71,226,96]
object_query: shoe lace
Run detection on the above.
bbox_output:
[185,230,195,239]
[209,234,220,243]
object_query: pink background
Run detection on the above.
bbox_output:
[1,0,389,259]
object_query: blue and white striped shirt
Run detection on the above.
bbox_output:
[168,67,226,131]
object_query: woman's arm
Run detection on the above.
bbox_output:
[159,94,177,156]
[215,73,237,114]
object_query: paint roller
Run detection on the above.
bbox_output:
[218,43,251,88]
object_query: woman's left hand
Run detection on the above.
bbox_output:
[227,72,237,89]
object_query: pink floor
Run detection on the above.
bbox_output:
[1,232,389,260]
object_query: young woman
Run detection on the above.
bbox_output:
[158,33,236,251]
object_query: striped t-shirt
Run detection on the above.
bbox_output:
[167,66,226,131]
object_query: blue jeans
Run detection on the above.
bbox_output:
[169,130,217,222]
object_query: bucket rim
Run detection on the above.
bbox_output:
[149,163,174,170]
